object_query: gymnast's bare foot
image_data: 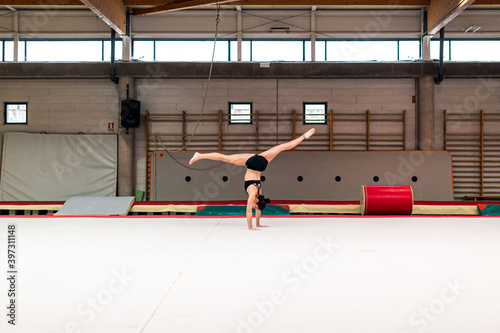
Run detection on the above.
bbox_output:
[256,224,268,227]
[304,128,315,139]
[249,227,261,231]
[189,152,200,165]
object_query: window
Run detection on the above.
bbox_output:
[133,40,155,61]
[3,41,26,62]
[327,41,398,61]
[304,103,327,124]
[251,41,304,62]
[430,40,500,61]
[430,40,451,61]
[450,40,500,61]
[303,41,327,61]
[316,41,327,62]
[26,41,104,62]
[155,41,229,61]
[229,103,252,124]
[103,40,123,61]
[398,41,420,61]
[230,41,251,61]
[4,103,27,124]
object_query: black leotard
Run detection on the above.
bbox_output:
[245,155,268,172]
[244,180,261,194]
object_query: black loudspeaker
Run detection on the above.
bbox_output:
[121,99,141,128]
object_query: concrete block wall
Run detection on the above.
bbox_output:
[275,78,416,149]
[6,77,484,196]
[0,79,119,134]
[136,77,417,192]
[434,78,500,198]
[134,114,147,199]
[434,78,500,149]
[7,77,491,197]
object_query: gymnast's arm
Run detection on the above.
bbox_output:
[246,189,259,231]
[255,207,267,227]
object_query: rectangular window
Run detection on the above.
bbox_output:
[430,40,451,61]
[304,103,327,124]
[133,40,155,61]
[230,41,251,61]
[450,40,500,61]
[327,41,398,62]
[4,103,27,124]
[229,103,252,124]
[103,40,123,61]
[304,41,312,62]
[27,41,104,62]
[155,41,229,62]
[398,40,420,61]
[251,41,304,62]
[4,41,26,61]
[316,41,327,62]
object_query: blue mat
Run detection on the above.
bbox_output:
[196,205,290,216]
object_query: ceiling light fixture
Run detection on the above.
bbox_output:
[270,27,290,33]
[464,26,481,33]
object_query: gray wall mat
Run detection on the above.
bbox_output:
[150,151,453,202]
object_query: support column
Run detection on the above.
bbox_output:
[117,76,136,196]
[418,76,435,150]
[422,35,431,61]
[421,8,431,61]
[122,35,131,62]
[13,11,19,62]
[122,10,132,62]
[311,7,316,62]
[236,6,242,61]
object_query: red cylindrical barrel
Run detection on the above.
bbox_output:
[361,185,413,215]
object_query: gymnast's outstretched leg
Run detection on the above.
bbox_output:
[259,128,315,163]
[189,152,254,166]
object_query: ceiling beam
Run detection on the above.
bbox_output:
[2,0,500,8]
[473,0,500,4]
[133,0,240,16]
[223,0,428,5]
[0,0,83,5]
[0,0,431,7]
[79,0,127,35]
[426,0,477,35]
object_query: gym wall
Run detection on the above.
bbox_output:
[1,77,499,198]
[0,79,118,134]
[137,78,417,192]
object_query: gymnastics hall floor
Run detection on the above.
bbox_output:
[1,215,499,333]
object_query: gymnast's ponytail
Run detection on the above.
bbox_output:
[257,195,271,211]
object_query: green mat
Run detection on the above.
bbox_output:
[196,205,290,216]
[478,204,500,216]
[134,189,145,201]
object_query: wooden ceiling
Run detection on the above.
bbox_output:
[2,0,500,8]
[2,0,500,36]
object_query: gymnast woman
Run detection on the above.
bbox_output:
[189,128,315,230]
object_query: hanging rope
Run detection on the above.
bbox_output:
[149,2,222,199]
[156,134,224,171]
[155,2,221,153]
